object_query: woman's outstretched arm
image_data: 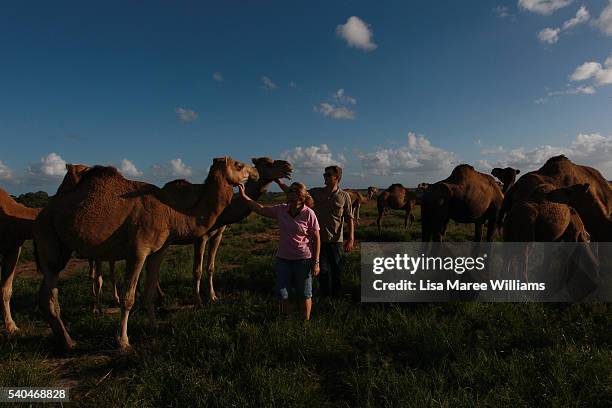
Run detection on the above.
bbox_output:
[237,184,275,218]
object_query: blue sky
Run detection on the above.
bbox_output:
[1,0,611,194]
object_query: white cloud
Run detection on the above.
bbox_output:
[289,81,297,89]
[261,76,278,90]
[151,158,193,179]
[518,0,573,15]
[537,6,589,44]
[333,89,356,104]
[478,133,612,177]
[336,16,377,51]
[481,145,506,155]
[538,27,560,43]
[175,107,198,123]
[356,132,458,176]
[213,72,223,82]
[562,5,590,29]
[314,103,356,120]
[494,6,511,18]
[570,55,612,86]
[280,144,345,174]
[0,161,15,181]
[593,0,612,36]
[27,153,67,179]
[119,159,143,178]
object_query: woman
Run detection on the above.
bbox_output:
[238,182,320,320]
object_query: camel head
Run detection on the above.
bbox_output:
[546,183,591,206]
[491,167,520,188]
[56,163,92,195]
[211,157,258,186]
[251,157,293,182]
[417,183,430,192]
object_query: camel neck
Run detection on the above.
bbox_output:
[575,195,611,241]
[244,177,273,200]
[181,170,233,234]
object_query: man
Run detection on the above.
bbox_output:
[277,165,354,297]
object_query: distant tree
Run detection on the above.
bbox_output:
[13,191,49,208]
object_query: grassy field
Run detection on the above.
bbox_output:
[1,195,610,407]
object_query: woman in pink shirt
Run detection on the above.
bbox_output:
[238,182,320,320]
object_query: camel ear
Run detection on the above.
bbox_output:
[251,157,259,165]
[515,169,520,174]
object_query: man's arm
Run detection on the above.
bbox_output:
[343,192,354,252]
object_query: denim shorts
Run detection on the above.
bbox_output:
[275,257,313,300]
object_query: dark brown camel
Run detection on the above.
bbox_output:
[421,164,504,242]
[376,184,418,235]
[500,155,612,241]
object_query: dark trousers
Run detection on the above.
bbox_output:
[319,242,344,297]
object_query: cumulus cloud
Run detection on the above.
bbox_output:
[333,89,356,104]
[336,16,377,51]
[518,0,574,15]
[593,0,612,35]
[261,76,278,90]
[151,158,193,179]
[0,161,15,181]
[537,6,589,44]
[569,54,612,87]
[175,107,198,123]
[356,132,458,176]
[213,72,223,82]
[119,159,143,178]
[538,27,560,43]
[280,144,345,174]
[535,84,597,103]
[314,103,356,120]
[27,153,67,180]
[478,133,612,177]
[481,145,506,155]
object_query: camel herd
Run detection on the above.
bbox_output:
[0,154,611,351]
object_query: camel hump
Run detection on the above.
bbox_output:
[163,179,192,188]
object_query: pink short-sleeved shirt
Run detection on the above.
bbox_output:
[261,204,320,260]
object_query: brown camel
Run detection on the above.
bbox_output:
[1,188,41,334]
[421,164,504,242]
[501,155,612,241]
[546,183,612,240]
[345,190,365,226]
[491,167,520,193]
[160,157,292,305]
[34,157,256,351]
[376,184,418,235]
[367,186,378,200]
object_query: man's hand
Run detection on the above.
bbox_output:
[344,239,354,253]
[312,261,320,276]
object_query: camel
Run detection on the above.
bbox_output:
[345,190,365,226]
[546,184,612,241]
[160,157,292,306]
[376,184,418,235]
[421,164,504,242]
[367,186,378,200]
[491,167,520,194]
[33,157,256,351]
[1,188,42,334]
[501,155,612,241]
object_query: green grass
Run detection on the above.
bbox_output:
[1,199,610,407]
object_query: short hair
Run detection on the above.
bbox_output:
[325,165,343,182]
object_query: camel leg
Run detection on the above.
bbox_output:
[485,210,498,242]
[206,227,226,302]
[38,249,74,350]
[109,261,120,306]
[474,222,484,242]
[117,253,147,352]
[354,203,360,226]
[192,236,208,307]
[143,248,167,330]
[2,246,21,334]
[404,209,410,230]
[91,260,104,314]
[377,207,384,236]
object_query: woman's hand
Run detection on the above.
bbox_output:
[237,183,249,200]
[311,261,320,277]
